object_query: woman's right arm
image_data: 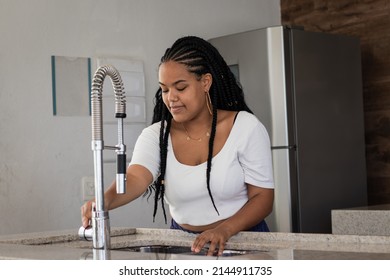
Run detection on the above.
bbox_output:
[81,164,153,228]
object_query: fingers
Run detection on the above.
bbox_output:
[206,239,225,256]
[80,201,93,228]
[191,231,227,256]
[191,234,207,254]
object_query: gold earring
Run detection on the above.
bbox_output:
[205,91,213,115]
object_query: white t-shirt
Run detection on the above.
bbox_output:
[130,111,274,225]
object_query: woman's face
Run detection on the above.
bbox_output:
[159,61,212,123]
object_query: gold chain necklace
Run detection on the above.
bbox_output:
[181,123,210,142]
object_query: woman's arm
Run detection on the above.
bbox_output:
[81,164,153,228]
[191,184,274,256]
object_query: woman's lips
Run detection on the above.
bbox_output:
[170,105,184,114]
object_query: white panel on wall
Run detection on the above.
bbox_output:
[103,123,146,163]
[121,71,146,97]
[93,57,147,164]
[102,96,146,124]
[126,97,146,123]
[97,57,145,96]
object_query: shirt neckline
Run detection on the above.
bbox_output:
[169,111,242,167]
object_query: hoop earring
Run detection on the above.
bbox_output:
[205,91,213,115]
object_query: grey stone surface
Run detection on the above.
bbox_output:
[332,204,390,236]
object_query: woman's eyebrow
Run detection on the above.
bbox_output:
[159,80,187,87]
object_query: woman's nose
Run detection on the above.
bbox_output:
[167,90,178,102]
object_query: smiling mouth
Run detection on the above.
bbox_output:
[170,106,184,113]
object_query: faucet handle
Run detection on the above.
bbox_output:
[116,153,126,194]
[78,225,93,241]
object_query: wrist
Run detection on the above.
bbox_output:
[216,222,237,240]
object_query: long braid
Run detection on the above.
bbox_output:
[149,36,252,221]
[154,114,170,222]
[206,100,219,215]
[149,87,171,223]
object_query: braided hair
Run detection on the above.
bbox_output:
[149,36,253,223]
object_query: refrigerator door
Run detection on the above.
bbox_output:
[285,28,367,233]
[266,27,295,232]
[270,148,293,232]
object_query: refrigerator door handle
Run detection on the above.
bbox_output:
[271,145,296,150]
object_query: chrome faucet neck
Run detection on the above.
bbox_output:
[88,65,127,250]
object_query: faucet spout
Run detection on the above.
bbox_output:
[88,65,127,249]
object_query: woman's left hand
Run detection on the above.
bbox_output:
[191,227,231,256]
[191,186,274,256]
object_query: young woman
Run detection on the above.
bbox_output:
[81,36,274,256]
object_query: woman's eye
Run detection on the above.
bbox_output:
[177,87,186,92]
[161,88,169,93]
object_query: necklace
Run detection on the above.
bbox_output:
[182,123,210,142]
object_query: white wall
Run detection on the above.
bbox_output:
[0,0,280,234]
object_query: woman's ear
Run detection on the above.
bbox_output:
[202,73,212,92]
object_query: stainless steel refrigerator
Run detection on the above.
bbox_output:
[209,26,367,233]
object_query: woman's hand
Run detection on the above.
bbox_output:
[191,186,274,256]
[80,200,94,228]
[191,227,232,256]
[79,165,153,229]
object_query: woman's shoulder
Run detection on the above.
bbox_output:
[233,111,269,139]
[148,121,162,131]
[140,121,162,138]
[236,110,256,120]
[217,110,263,130]
[235,111,263,127]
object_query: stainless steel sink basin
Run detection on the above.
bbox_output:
[116,245,266,257]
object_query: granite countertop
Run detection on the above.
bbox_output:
[332,204,390,236]
[1,227,390,260]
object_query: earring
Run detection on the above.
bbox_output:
[205,91,213,115]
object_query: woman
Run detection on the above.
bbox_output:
[81,36,274,256]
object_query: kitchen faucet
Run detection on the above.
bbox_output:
[79,65,127,250]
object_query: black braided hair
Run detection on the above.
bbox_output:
[149,36,253,223]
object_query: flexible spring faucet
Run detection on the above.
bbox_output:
[80,65,127,250]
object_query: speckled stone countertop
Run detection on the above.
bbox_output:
[1,227,390,260]
[332,204,390,236]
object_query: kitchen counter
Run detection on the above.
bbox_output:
[332,204,390,236]
[1,228,390,260]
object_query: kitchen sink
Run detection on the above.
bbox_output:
[115,245,266,257]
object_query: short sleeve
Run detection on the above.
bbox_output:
[129,122,161,181]
[237,115,274,188]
